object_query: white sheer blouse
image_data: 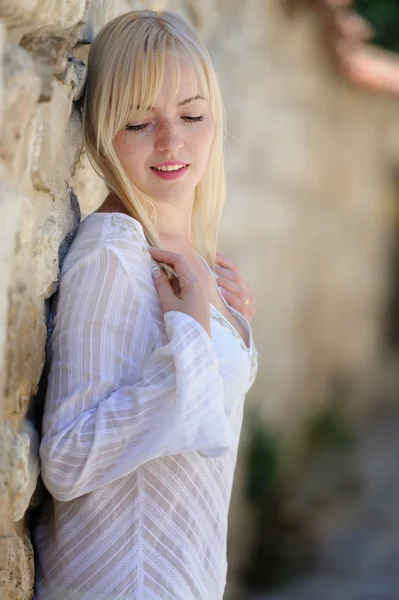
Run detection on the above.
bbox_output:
[32,212,258,600]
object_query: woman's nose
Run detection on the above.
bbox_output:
[155,121,184,154]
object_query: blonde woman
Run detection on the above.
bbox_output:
[32,10,258,600]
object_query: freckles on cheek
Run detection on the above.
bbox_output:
[114,135,138,169]
[114,133,126,163]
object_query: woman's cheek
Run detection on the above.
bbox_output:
[115,137,144,171]
[198,123,215,164]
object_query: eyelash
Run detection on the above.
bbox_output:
[126,116,204,131]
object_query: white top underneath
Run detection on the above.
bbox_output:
[32,212,258,600]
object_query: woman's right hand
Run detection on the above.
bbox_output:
[149,248,211,337]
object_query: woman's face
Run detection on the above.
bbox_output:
[114,57,215,205]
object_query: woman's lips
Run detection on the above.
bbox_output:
[150,164,189,180]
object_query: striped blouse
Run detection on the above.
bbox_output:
[32,212,258,600]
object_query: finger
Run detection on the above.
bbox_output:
[218,287,246,313]
[149,248,194,282]
[151,266,178,306]
[219,283,254,313]
[215,273,246,299]
[215,264,240,284]
[215,264,252,301]
[215,252,239,272]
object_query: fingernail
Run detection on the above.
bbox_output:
[218,286,224,294]
[152,267,162,279]
[214,273,220,280]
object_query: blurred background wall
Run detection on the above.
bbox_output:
[1,1,399,599]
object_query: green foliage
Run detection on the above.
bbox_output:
[241,379,356,593]
[244,417,280,509]
[302,402,355,457]
[242,416,316,591]
[354,0,399,54]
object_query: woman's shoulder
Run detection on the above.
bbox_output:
[60,212,153,279]
[102,212,150,258]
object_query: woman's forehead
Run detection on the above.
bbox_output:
[134,54,208,107]
[156,60,207,103]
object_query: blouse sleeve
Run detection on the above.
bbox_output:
[40,245,235,502]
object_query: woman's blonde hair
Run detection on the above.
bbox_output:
[82,9,226,268]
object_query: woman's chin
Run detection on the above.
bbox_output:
[149,186,197,205]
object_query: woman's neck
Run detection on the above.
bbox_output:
[98,192,194,249]
[155,200,193,247]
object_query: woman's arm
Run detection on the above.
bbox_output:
[40,246,235,502]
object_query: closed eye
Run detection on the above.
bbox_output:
[182,116,204,123]
[125,123,149,131]
[126,116,204,131]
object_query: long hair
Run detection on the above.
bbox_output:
[82,9,226,268]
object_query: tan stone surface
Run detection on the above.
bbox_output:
[5,293,46,423]
[64,107,83,177]
[0,424,13,527]
[69,57,87,102]
[20,32,70,77]
[0,420,40,524]
[0,0,87,31]
[0,188,46,425]
[0,189,32,411]
[31,78,73,195]
[0,0,38,29]
[32,207,73,298]
[0,424,35,599]
[73,148,108,216]
[1,43,40,191]
[0,21,4,133]
[0,530,34,600]
[9,420,40,523]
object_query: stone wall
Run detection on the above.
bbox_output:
[0,2,163,598]
[1,1,399,599]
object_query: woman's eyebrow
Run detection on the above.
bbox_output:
[139,95,206,112]
[177,95,206,106]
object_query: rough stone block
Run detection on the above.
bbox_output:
[72,41,91,66]
[72,149,108,215]
[0,0,87,31]
[0,0,39,28]
[0,425,36,598]
[0,187,47,422]
[31,78,73,194]
[64,107,83,177]
[5,293,47,421]
[69,57,87,101]
[0,43,40,190]
[0,530,34,600]
[0,424,13,525]
[57,188,82,265]
[9,420,40,523]
[0,187,32,408]
[20,31,78,102]
[20,31,70,77]
[32,213,67,298]
[0,21,4,133]
[0,421,39,524]
[32,187,81,299]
